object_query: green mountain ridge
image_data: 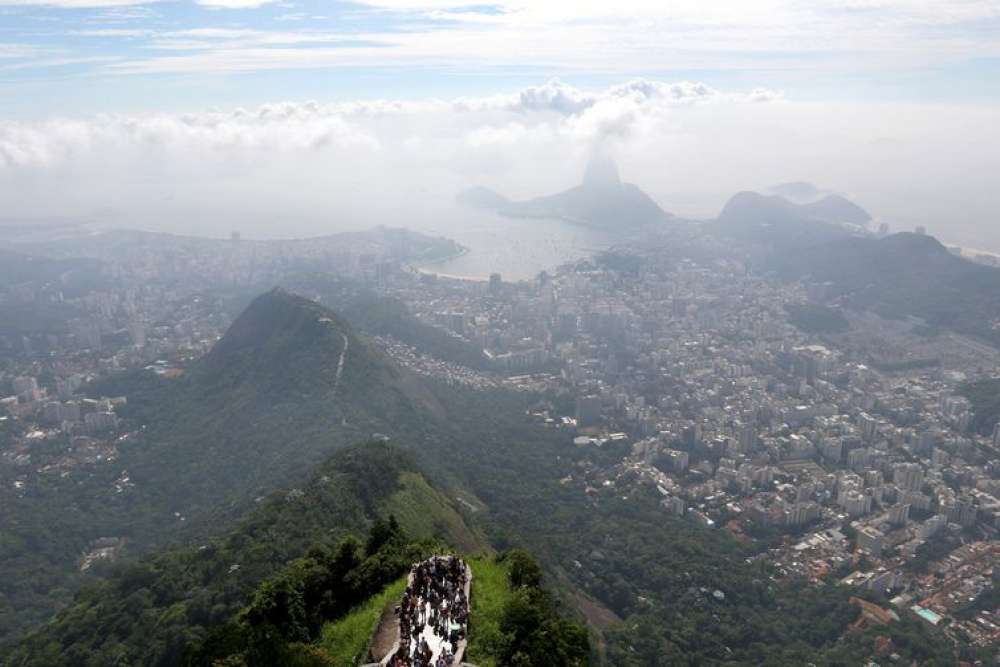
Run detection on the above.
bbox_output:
[713,191,857,248]
[4,443,491,666]
[0,288,450,646]
[774,231,1000,344]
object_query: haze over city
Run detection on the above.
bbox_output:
[3,3,1000,666]
[2,0,999,248]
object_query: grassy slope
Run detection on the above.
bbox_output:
[384,472,489,556]
[319,576,408,666]
[464,557,514,667]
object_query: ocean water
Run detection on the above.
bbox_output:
[414,208,615,282]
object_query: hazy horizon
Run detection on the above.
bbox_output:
[1,85,998,251]
[2,1,999,250]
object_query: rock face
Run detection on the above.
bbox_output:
[458,155,673,230]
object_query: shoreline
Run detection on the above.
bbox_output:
[409,265,491,283]
[408,244,496,282]
[412,243,470,267]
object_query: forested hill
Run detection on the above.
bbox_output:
[89,287,448,525]
[0,288,452,646]
[774,232,1000,344]
[278,273,489,369]
[4,443,493,666]
[712,191,854,249]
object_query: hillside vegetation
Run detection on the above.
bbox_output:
[776,233,1000,344]
[5,444,488,666]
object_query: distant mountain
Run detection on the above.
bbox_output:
[456,185,510,210]
[711,187,873,250]
[774,232,1000,343]
[766,181,828,202]
[799,193,871,227]
[714,191,854,248]
[461,156,673,230]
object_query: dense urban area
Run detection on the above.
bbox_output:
[1,220,999,662]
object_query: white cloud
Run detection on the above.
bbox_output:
[0,0,154,6]
[0,79,747,170]
[0,0,984,78]
[0,78,997,253]
[195,0,280,8]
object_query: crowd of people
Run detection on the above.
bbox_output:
[386,556,469,667]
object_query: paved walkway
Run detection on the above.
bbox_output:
[377,556,472,667]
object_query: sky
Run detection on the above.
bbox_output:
[1,1,999,248]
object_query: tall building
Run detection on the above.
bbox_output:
[856,526,884,556]
[489,273,503,295]
[893,463,924,492]
[889,503,910,527]
[84,411,118,434]
[786,502,820,527]
[666,449,689,472]
[915,430,936,455]
[738,422,757,452]
[947,498,978,529]
[822,437,844,464]
[858,412,878,442]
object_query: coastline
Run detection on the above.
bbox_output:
[407,243,495,282]
[409,265,490,283]
[413,242,470,267]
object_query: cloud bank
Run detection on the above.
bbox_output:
[1,78,998,251]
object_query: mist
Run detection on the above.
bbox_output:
[2,79,998,250]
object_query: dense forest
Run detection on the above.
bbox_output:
[5,444,478,665]
[5,441,587,667]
